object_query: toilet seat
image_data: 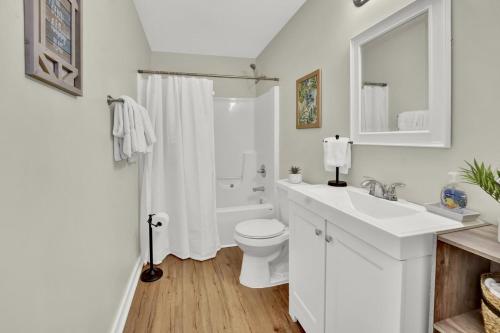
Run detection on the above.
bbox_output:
[235,219,285,239]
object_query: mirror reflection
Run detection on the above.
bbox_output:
[361,13,429,132]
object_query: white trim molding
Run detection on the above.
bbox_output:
[350,0,451,148]
[110,257,143,333]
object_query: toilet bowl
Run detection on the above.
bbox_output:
[234,218,289,288]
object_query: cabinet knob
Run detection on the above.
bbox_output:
[325,235,334,243]
[315,228,322,236]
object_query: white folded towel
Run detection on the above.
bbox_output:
[397,110,429,131]
[112,96,156,162]
[323,137,351,175]
[112,102,130,161]
[485,278,500,299]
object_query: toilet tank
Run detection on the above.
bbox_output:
[276,186,290,226]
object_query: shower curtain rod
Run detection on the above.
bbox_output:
[363,81,387,87]
[137,69,280,82]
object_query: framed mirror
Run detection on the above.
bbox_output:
[350,0,451,147]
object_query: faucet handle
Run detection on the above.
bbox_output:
[388,182,406,190]
[386,182,406,201]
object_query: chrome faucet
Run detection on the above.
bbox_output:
[360,177,405,201]
[252,186,265,192]
[360,178,386,198]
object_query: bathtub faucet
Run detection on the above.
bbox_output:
[252,186,265,192]
[257,164,266,178]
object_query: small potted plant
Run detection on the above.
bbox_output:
[288,166,303,184]
[462,159,500,241]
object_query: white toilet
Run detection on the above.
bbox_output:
[234,187,289,288]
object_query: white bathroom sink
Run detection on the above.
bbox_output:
[346,188,421,219]
[299,185,422,220]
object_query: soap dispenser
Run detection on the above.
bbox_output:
[440,171,468,210]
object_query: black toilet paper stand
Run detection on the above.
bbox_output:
[140,214,163,283]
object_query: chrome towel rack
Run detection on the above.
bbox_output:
[107,95,124,106]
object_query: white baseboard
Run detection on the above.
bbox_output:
[110,257,143,333]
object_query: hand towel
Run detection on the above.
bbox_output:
[123,96,156,152]
[112,102,127,161]
[124,96,145,153]
[127,101,140,154]
[121,102,132,158]
[323,137,351,175]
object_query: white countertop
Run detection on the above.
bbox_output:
[277,180,485,238]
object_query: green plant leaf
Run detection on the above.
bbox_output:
[461,159,500,203]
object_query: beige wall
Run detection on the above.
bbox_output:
[150,52,257,97]
[0,1,150,332]
[257,0,500,223]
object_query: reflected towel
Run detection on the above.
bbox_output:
[397,110,428,131]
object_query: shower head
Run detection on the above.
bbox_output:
[250,64,262,84]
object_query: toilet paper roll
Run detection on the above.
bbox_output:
[152,212,170,232]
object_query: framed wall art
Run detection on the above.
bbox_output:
[296,69,321,129]
[24,0,82,96]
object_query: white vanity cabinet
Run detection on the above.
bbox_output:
[289,202,326,333]
[325,223,406,333]
[289,200,432,333]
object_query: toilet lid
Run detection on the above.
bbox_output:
[235,219,285,239]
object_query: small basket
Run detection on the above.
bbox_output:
[480,273,500,333]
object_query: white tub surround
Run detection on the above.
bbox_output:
[281,181,477,333]
[215,88,280,247]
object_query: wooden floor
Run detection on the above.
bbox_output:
[124,247,304,333]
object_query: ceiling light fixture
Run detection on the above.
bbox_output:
[353,0,370,7]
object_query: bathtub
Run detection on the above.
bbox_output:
[217,203,274,247]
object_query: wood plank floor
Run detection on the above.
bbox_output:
[124,247,304,333]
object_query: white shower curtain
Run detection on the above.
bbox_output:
[138,74,220,263]
[361,86,389,132]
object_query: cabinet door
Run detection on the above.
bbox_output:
[325,223,404,333]
[289,202,326,333]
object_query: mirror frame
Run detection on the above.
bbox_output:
[350,0,451,148]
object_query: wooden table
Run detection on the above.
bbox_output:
[433,224,500,333]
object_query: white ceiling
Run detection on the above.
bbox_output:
[133,0,306,58]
